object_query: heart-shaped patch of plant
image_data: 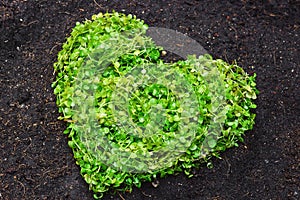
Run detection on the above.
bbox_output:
[52,12,258,199]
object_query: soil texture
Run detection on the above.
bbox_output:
[0,0,299,199]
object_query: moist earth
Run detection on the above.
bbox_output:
[0,0,299,200]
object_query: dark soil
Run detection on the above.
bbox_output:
[0,0,299,199]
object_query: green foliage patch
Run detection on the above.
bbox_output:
[52,12,258,199]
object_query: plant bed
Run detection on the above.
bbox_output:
[52,12,258,199]
[1,1,299,200]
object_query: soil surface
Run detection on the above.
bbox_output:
[0,0,299,200]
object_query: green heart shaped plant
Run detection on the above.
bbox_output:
[52,12,258,199]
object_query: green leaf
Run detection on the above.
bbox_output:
[207,139,217,148]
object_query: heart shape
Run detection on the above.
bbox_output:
[52,12,258,198]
